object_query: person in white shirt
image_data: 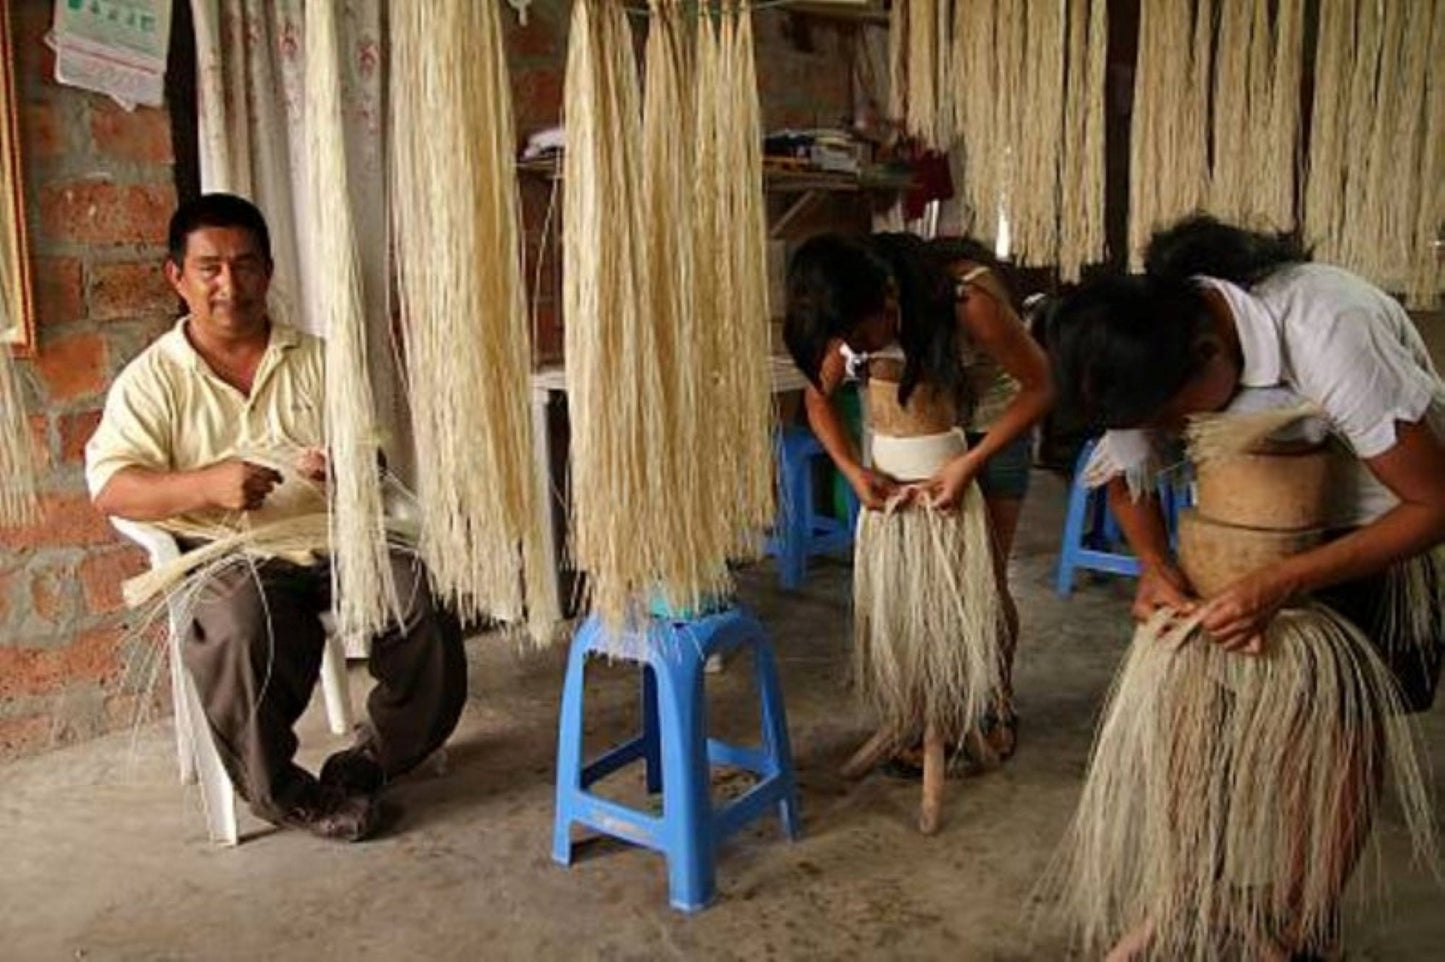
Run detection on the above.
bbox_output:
[1045,214,1445,960]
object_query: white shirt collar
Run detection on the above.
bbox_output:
[1196,276,1281,387]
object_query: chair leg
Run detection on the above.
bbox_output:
[182,668,238,846]
[1055,474,1092,597]
[167,615,197,785]
[779,447,808,591]
[642,664,663,794]
[552,631,592,866]
[654,653,716,912]
[752,642,801,841]
[319,632,354,736]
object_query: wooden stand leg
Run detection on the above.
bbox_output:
[840,728,893,781]
[918,722,945,835]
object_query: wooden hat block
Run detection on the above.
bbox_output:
[1180,443,1335,597]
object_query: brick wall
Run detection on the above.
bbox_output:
[0,1,178,759]
[0,0,858,762]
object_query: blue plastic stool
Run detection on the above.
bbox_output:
[1054,438,1190,596]
[767,425,859,590]
[552,606,802,912]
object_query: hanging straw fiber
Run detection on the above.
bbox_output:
[564,0,775,630]
[304,0,398,641]
[391,0,560,641]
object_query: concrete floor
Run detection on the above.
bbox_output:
[2,473,1442,961]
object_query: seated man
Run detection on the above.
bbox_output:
[86,193,466,842]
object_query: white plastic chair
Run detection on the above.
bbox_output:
[110,517,354,846]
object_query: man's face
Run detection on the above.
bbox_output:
[165,226,272,338]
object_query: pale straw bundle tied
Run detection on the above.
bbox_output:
[564,0,773,631]
[0,325,36,524]
[304,0,398,641]
[853,486,1005,746]
[1304,0,1442,306]
[1052,606,1437,960]
[1127,0,1213,269]
[930,0,1105,274]
[391,0,560,642]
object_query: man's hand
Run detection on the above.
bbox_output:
[919,454,979,511]
[847,465,909,510]
[1197,569,1294,656]
[296,447,328,484]
[204,459,284,512]
[1132,561,1197,623]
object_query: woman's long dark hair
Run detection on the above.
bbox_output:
[1044,214,1311,429]
[783,232,970,408]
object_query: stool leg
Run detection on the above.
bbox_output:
[752,643,801,840]
[1055,472,1092,597]
[552,635,591,866]
[780,447,808,591]
[653,654,716,912]
[642,664,662,795]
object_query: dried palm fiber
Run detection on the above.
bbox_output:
[1206,0,1258,223]
[564,0,681,626]
[391,0,560,641]
[854,417,1003,745]
[1407,0,1445,308]
[1053,606,1437,961]
[1343,0,1405,279]
[950,0,1000,241]
[1385,0,1436,292]
[1260,0,1304,231]
[642,0,714,603]
[0,305,36,524]
[1058,0,1108,281]
[1302,0,1355,265]
[1127,0,1213,269]
[1009,0,1066,266]
[302,0,398,641]
[991,0,1025,255]
[0,56,35,524]
[714,2,775,557]
[1183,402,1326,465]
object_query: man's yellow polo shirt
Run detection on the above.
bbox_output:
[85,316,328,542]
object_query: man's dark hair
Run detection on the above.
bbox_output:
[166,192,273,266]
[1144,213,1309,288]
[1044,273,1211,430]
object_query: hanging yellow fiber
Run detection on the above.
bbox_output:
[1128,0,1213,268]
[304,0,398,641]
[391,0,560,641]
[1058,0,1108,280]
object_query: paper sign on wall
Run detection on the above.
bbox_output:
[51,0,173,109]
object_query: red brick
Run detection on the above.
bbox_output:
[0,492,114,550]
[0,625,125,698]
[0,714,51,758]
[38,181,175,246]
[33,256,85,327]
[28,566,65,624]
[32,330,108,403]
[27,414,51,471]
[90,102,174,165]
[88,260,173,321]
[21,102,64,161]
[79,545,146,614]
[59,409,102,464]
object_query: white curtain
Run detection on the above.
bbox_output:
[191,0,406,472]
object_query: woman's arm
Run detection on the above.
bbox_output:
[1199,418,1445,647]
[801,341,901,509]
[923,273,1055,508]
